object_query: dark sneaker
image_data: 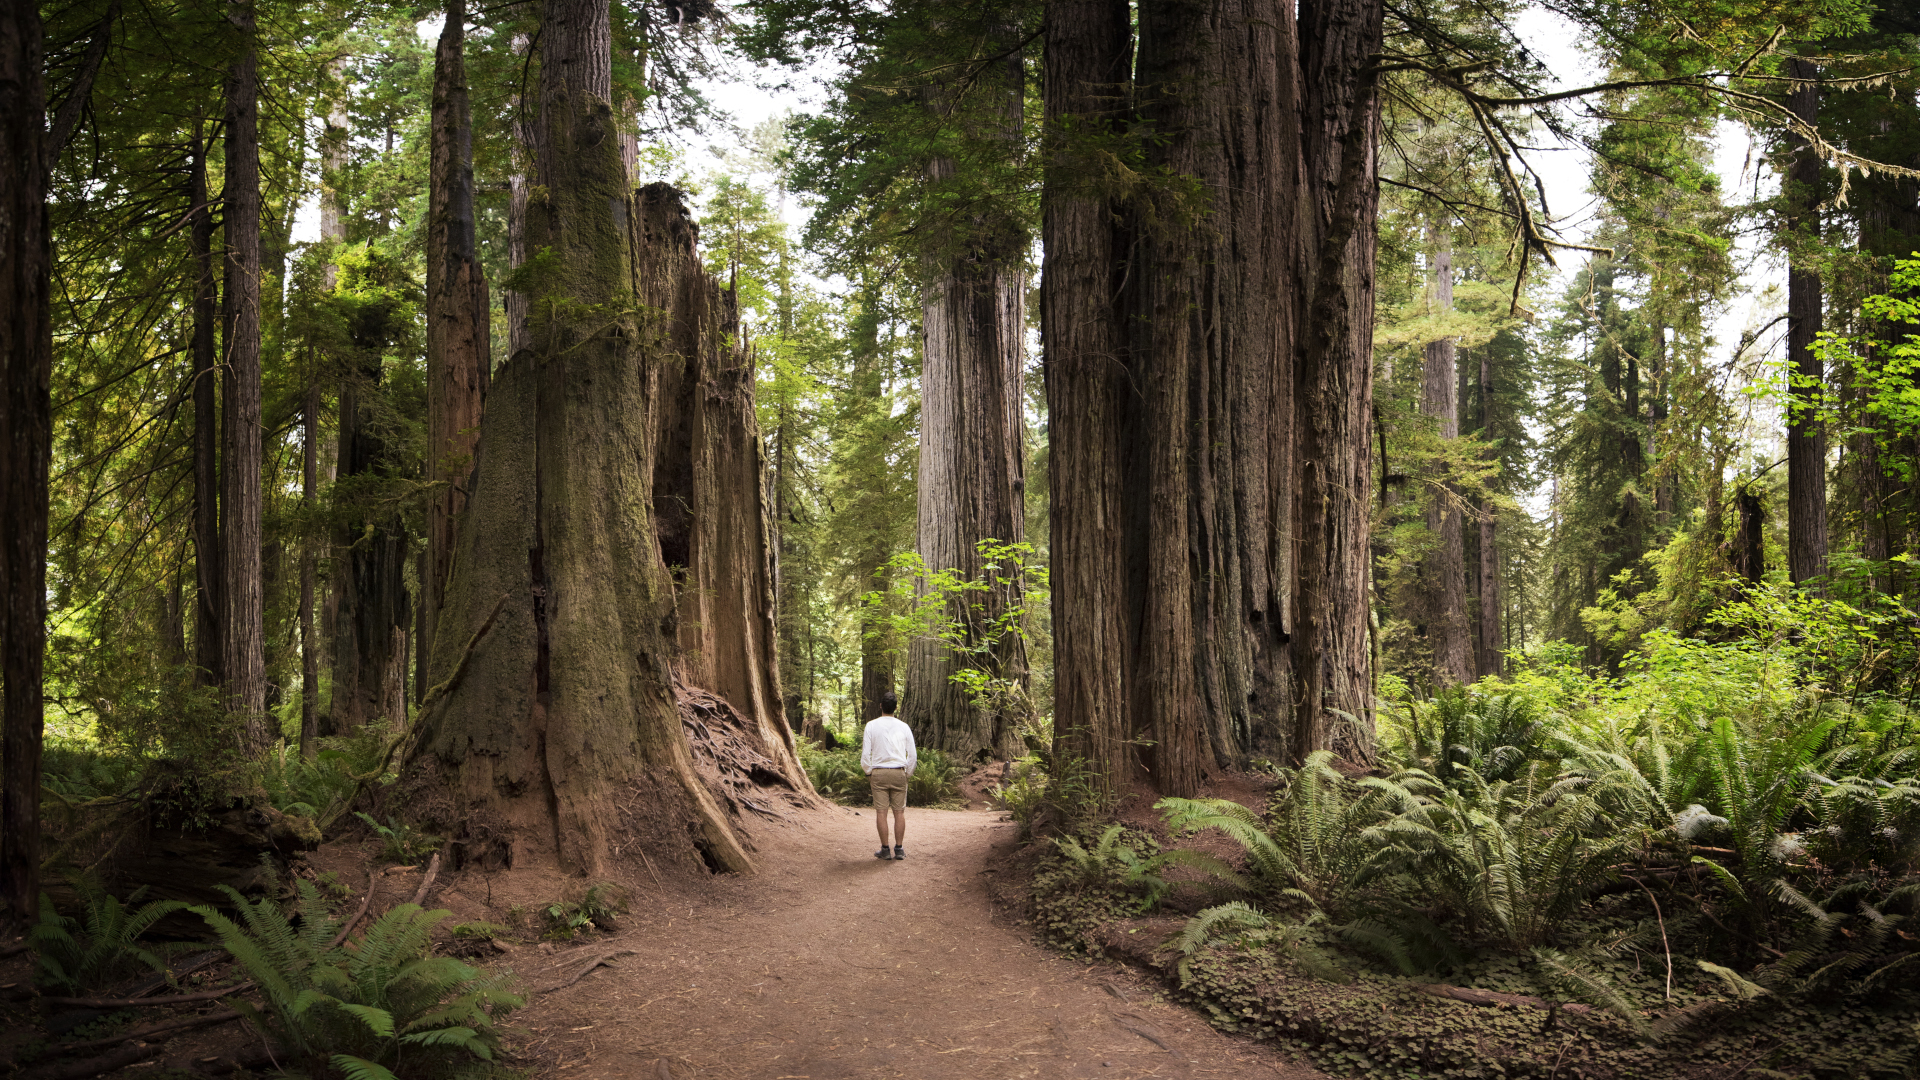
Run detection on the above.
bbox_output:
[875,847,893,860]
[893,846,906,860]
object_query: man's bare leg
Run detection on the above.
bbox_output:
[891,807,906,848]
[875,807,893,847]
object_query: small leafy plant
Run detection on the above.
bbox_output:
[540,882,628,940]
[354,811,443,864]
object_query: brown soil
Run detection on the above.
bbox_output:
[502,803,1328,1080]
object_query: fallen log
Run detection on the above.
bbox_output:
[41,984,251,1009]
[41,1009,242,1058]
[18,1040,158,1080]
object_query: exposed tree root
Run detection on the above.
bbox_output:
[542,947,640,993]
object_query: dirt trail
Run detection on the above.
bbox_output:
[505,805,1326,1080]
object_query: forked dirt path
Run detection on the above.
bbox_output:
[506,805,1327,1080]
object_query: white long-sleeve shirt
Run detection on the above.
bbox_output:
[861,715,917,775]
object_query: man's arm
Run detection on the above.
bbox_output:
[859,723,874,774]
[905,726,917,777]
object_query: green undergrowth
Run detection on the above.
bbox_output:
[1025,623,1920,1078]
[796,743,965,806]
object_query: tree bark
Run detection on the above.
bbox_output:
[222,0,267,750]
[327,358,412,736]
[424,0,490,694]
[904,38,1029,764]
[405,0,811,878]
[1042,0,1133,793]
[1,0,50,928]
[190,126,223,689]
[1418,243,1470,685]
[1476,347,1502,678]
[300,382,318,757]
[1784,56,1828,588]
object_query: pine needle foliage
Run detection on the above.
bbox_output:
[30,879,190,993]
[193,882,522,1079]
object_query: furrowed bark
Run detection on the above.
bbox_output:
[1043,0,1133,793]
[222,0,267,750]
[425,0,490,688]
[1419,243,1470,686]
[190,126,222,689]
[1475,342,1502,678]
[1,0,51,928]
[1784,56,1828,589]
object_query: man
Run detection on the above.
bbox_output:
[860,690,916,860]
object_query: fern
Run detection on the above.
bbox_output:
[1168,903,1348,987]
[1531,947,1651,1038]
[31,878,190,994]
[194,882,522,1079]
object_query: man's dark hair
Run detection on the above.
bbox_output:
[879,690,898,714]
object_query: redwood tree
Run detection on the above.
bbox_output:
[1,0,50,927]
[1418,243,1471,685]
[405,0,812,876]
[1784,56,1829,589]
[222,0,267,749]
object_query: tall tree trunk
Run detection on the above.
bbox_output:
[300,383,318,756]
[1290,0,1382,763]
[1418,243,1470,685]
[405,0,812,877]
[1,0,50,928]
[844,281,898,725]
[1043,0,1133,794]
[904,42,1029,764]
[190,126,223,687]
[327,361,412,734]
[222,0,267,750]
[1476,347,1502,678]
[1785,56,1828,588]
[506,33,532,358]
[424,0,490,695]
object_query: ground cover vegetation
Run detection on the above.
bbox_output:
[2,0,1920,1072]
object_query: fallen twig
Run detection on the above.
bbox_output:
[543,948,639,993]
[41,984,252,1009]
[1418,983,1593,1014]
[407,852,443,906]
[328,869,379,950]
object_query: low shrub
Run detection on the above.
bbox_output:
[31,878,188,994]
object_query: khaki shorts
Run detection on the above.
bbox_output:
[869,767,908,812]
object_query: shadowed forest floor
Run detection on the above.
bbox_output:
[504,805,1327,1080]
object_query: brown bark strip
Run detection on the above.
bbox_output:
[1784,56,1828,588]
[1419,243,1470,685]
[190,127,222,689]
[1,0,51,927]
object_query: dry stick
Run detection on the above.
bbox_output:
[18,1039,158,1080]
[41,984,253,1009]
[407,852,443,906]
[328,869,380,950]
[1629,876,1674,1003]
[543,948,639,993]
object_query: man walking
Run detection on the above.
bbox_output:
[861,690,916,860]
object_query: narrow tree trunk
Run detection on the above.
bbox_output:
[1418,243,1470,685]
[424,0,490,689]
[1476,347,1502,678]
[300,382,318,756]
[327,357,412,734]
[222,0,268,750]
[1785,57,1828,588]
[1,0,50,928]
[406,0,812,877]
[190,127,222,688]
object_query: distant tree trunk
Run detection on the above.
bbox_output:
[190,126,223,688]
[845,282,898,724]
[1418,243,1470,685]
[1733,484,1766,584]
[1785,57,1828,588]
[222,0,268,750]
[327,356,412,735]
[424,0,490,694]
[506,34,532,358]
[405,0,813,877]
[299,382,318,756]
[1,0,50,928]
[1476,347,1503,678]
[905,42,1029,764]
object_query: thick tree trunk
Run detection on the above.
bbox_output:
[1,0,50,928]
[905,41,1029,764]
[222,0,267,750]
[300,383,318,756]
[424,0,490,690]
[1419,244,1470,685]
[1290,0,1382,763]
[1042,0,1132,793]
[190,128,222,688]
[405,0,811,878]
[1785,57,1828,588]
[1045,0,1380,792]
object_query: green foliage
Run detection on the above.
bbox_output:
[795,743,962,806]
[1169,903,1348,988]
[539,883,628,941]
[264,728,396,825]
[1051,825,1242,912]
[907,748,962,805]
[354,812,443,864]
[30,879,189,994]
[986,756,1047,827]
[194,882,521,1079]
